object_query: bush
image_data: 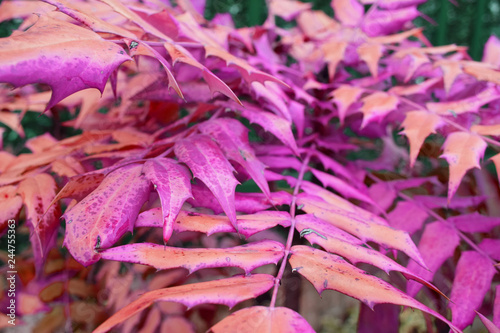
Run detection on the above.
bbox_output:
[0,0,499,332]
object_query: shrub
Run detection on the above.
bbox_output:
[0,0,499,332]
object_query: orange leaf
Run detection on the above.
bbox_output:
[357,43,383,78]
[297,192,426,268]
[289,246,459,332]
[93,274,275,333]
[210,306,314,333]
[321,40,348,80]
[101,240,284,275]
[401,111,443,167]
[330,85,364,124]
[359,92,399,128]
[440,132,487,201]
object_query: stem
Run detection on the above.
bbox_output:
[269,147,313,308]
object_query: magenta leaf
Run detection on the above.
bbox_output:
[407,222,460,297]
[63,164,151,266]
[199,118,270,198]
[449,251,496,329]
[143,158,192,242]
[0,15,130,110]
[175,134,239,229]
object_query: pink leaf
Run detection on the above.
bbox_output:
[495,286,500,327]
[387,201,428,234]
[332,0,364,26]
[143,158,192,242]
[199,118,270,198]
[289,246,459,332]
[407,222,460,297]
[449,212,500,233]
[136,208,291,238]
[93,274,275,333]
[101,240,284,275]
[297,193,426,268]
[0,15,130,111]
[231,102,299,156]
[174,134,239,229]
[310,168,374,205]
[295,214,445,295]
[479,239,500,260]
[477,312,500,333]
[449,251,496,329]
[210,306,314,332]
[63,164,151,266]
[426,86,500,115]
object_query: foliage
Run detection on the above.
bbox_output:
[0,0,499,332]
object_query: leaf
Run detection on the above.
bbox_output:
[426,86,500,115]
[310,168,374,205]
[174,134,239,229]
[231,102,299,156]
[295,214,445,295]
[41,0,136,38]
[359,92,399,128]
[332,0,364,26]
[321,40,348,80]
[440,132,487,201]
[143,158,192,242]
[204,45,286,87]
[210,306,314,333]
[449,251,496,330]
[93,274,275,333]
[163,43,242,105]
[479,239,500,261]
[199,118,270,198]
[477,312,500,333]
[101,240,284,275]
[0,15,130,110]
[387,201,428,234]
[289,246,459,332]
[449,212,500,233]
[406,222,460,297]
[357,43,383,78]
[401,111,443,167]
[136,209,291,238]
[63,164,151,266]
[297,193,427,268]
[124,39,183,99]
[0,185,23,234]
[17,174,60,272]
[330,85,364,125]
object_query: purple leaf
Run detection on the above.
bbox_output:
[387,201,428,234]
[449,212,500,233]
[143,158,192,242]
[479,239,500,261]
[407,222,460,297]
[449,251,496,329]
[175,134,239,230]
